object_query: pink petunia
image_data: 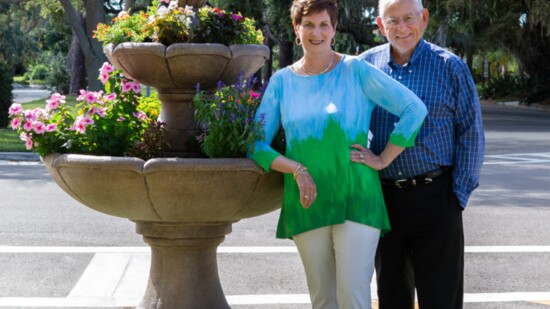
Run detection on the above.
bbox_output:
[99,72,110,84]
[10,118,22,129]
[24,110,37,121]
[81,116,94,125]
[8,103,23,115]
[100,62,114,74]
[85,92,99,103]
[117,116,126,122]
[50,93,66,104]
[122,82,133,93]
[45,123,57,132]
[46,99,60,111]
[23,120,34,132]
[95,108,106,117]
[133,111,148,120]
[131,82,141,93]
[33,122,46,134]
[25,136,33,150]
[77,89,88,101]
[104,93,117,101]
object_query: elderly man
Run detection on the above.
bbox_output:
[360,0,484,308]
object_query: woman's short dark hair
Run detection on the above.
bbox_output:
[290,0,338,27]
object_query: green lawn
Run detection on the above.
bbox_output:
[0,128,27,152]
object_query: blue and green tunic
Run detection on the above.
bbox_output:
[249,55,427,239]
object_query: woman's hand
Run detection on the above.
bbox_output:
[350,144,387,170]
[295,169,317,209]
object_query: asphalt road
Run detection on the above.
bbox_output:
[0,102,549,309]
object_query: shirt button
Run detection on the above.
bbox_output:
[409,70,413,73]
[398,76,402,79]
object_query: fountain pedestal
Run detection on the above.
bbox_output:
[136,221,232,309]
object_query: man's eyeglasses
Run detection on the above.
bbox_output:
[382,14,421,27]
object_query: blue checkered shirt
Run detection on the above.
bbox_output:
[359,39,485,208]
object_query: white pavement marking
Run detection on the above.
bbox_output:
[2,245,550,253]
[484,152,550,165]
[1,246,550,307]
[3,293,550,307]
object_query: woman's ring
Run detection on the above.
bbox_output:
[304,195,309,199]
[359,153,364,159]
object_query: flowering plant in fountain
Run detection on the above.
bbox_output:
[8,63,166,159]
[193,75,266,158]
[94,0,264,46]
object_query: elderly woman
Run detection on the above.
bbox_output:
[248,0,427,307]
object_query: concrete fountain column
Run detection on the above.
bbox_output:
[136,221,233,309]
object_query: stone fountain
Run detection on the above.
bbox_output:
[42,1,282,308]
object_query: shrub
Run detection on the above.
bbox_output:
[0,58,13,128]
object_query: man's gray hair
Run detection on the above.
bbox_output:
[378,0,423,17]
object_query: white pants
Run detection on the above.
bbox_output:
[293,220,380,309]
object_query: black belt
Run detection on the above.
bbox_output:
[380,167,449,189]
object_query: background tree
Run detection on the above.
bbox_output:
[0,58,13,127]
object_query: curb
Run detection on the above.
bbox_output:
[0,152,40,162]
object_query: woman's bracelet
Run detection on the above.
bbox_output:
[293,164,308,180]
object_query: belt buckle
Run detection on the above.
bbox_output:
[395,179,411,189]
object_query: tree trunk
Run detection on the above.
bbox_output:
[432,18,448,48]
[262,33,275,82]
[84,0,106,91]
[278,37,293,69]
[68,13,87,94]
[59,0,106,91]
[125,0,135,11]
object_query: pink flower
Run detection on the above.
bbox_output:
[45,124,57,132]
[50,93,66,104]
[231,13,243,22]
[25,136,33,150]
[8,103,23,115]
[72,116,94,134]
[81,116,94,125]
[133,111,148,120]
[99,72,109,84]
[117,116,126,122]
[161,0,170,3]
[10,118,21,129]
[249,90,260,99]
[46,100,60,111]
[85,92,99,103]
[95,108,106,117]
[104,93,117,101]
[122,81,133,92]
[131,82,141,93]
[77,89,87,101]
[33,122,46,134]
[24,110,37,121]
[23,120,34,132]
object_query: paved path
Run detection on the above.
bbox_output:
[12,85,50,104]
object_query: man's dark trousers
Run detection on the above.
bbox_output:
[376,172,464,309]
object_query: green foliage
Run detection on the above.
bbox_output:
[479,75,530,101]
[94,10,150,46]
[193,75,265,158]
[195,6,264,45]
[128,121,170,160]
[94,1,264,46]
[44,53,70,94]
[0,58,13,128]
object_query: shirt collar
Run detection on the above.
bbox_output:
[386,39,427,68]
